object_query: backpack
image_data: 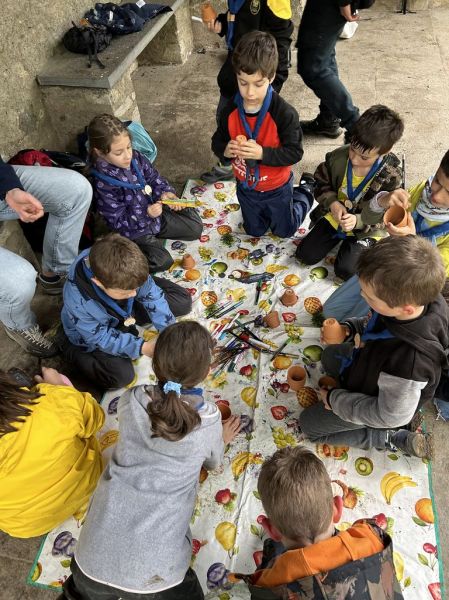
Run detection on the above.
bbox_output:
[62,21,112,68]
[84,3,146,35]
[124,121,157,164]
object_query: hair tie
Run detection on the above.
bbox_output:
[163,381,182,397]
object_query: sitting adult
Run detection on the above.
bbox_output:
[0,158,91,356]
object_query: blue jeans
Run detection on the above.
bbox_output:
[0,166,92,330]
[323,274,370,321]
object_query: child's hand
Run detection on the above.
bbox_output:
[147,202,163,218]
[142,340,156,357]
[34,367,71,386]
[386,212,416,236]
[222,415,241,444]
[318,387,332,410]
[380,188,410,210]
[330,200,346,222]
[238,139,263,161]
[224,140,240,159]
[160,192,183,212]
[206,19,221,33]
[340,213,357,232]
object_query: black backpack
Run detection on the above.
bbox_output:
[62,21,112,68]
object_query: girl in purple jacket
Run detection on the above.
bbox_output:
[88,114,202,273]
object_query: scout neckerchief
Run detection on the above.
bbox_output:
[225,0,247,50]
[413,213,449,241]
[91,158,152,196]
[82,260,137,327]
[158,382,205,409]
[235,85,273,190]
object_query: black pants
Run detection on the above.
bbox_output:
[135,207,203,273]
[62,277,192,389]
[61,559,204,600]
[296,0,359,130]
[295,217,367,281]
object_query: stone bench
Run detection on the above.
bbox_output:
[37,0,193,150]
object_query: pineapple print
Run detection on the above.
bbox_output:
[296,387,319,408]
[304,296,323,315]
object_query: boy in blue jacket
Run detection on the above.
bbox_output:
[61,233,190,389]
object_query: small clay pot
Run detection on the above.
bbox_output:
[201,1,217,22]
[216,402,231,422]
[318,375,338,391]
[383,205,407,228]
[287,365,307,391]
[182,254,196,269]
[280,289,298,307]
[322,318,346,345]
[264,310,280,329]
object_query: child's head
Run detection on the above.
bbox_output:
[0,372,41,436]
[89,233,149,299]
[348,105,404,168]
[148,321,215,441]
[357,235,446,317]
[231,31,278,110]
[430,149,449,209]
[88,114,132,169]
[257,447,342,547]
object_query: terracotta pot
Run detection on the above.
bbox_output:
[264,310,280,329]
[280,289,298,307]
[287,365,307,391]
[318,375,338,391]
[201,2,217,22]
[383,205,407,228]
[182,254,196,269]
[322,318,346,344]
[216,402,231,422]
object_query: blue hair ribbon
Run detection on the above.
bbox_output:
[163,381,182,396]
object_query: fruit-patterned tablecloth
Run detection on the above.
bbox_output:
[29,180,443,600]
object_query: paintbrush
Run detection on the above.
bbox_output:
[401,154,406,190]
[254,280,262,305]
[213,300,244,319]
[271,339,289,362]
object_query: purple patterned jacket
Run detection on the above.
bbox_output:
[92,150,174,239]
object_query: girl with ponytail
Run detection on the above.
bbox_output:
[63,321,241,600]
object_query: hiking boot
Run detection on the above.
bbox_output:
[200,162,234,183]
[389,429,433,459]
[38,273,67,295]
[300,116,342,139]
[5,324,58,358]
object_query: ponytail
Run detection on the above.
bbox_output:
[0,372,41,436]
[147,386,201,442]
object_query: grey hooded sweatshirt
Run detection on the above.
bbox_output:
[74,384,223,593]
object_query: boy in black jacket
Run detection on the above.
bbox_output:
[300,235,449,459]
[210,31,312,238]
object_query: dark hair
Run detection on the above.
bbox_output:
[231,31,278,80]
[440,150,449,178]
[89,233,149,290]
[0,372,41,436]
[147,321,215,441]
[357,235,446,307]
[88,113,130,158]
[349,105,404,154]
[258,447,334,544]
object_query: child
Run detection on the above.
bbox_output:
[296,105,404,281]
[200,0,294,183]
[88,114,203,274]
[300,236,448,460]
[232,446,403,599]
[0,367,104,538]
[324,149,449,320]
[61,233,190,390]
[211,31,312,238]
[61,321,241,600]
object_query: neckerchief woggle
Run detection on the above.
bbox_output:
[91,158,151,196]
[225,0,246,50]
[413,211,449,241]
[235,85,273,190]
[82,259,136,326]
[338,312,395,375]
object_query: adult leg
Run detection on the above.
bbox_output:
[152,276,192,317]
[135,234,174,273]
[12,166,92,274]
[323,274,370,321]
[158,207,203,241]
[236,186,271,237]
[295,218,340,265]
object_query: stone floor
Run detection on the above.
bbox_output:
[1,4,449,598]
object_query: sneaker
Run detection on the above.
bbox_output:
[37,273,67,295]
[297,172,316,198]
[200,163,234,183]
[389,429,433,459]
[300,116,342,139]
[5,324,58,358]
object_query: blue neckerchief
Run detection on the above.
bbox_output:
[91,158,149,194]
[346,158,382,203]
[82,260,135,321]
[158,382,204,409]
[413,211,449,241]
[225,0,246,49]
[235,85,273,190]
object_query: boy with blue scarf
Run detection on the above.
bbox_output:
[211,31,312,238]
[299,236,449,460]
